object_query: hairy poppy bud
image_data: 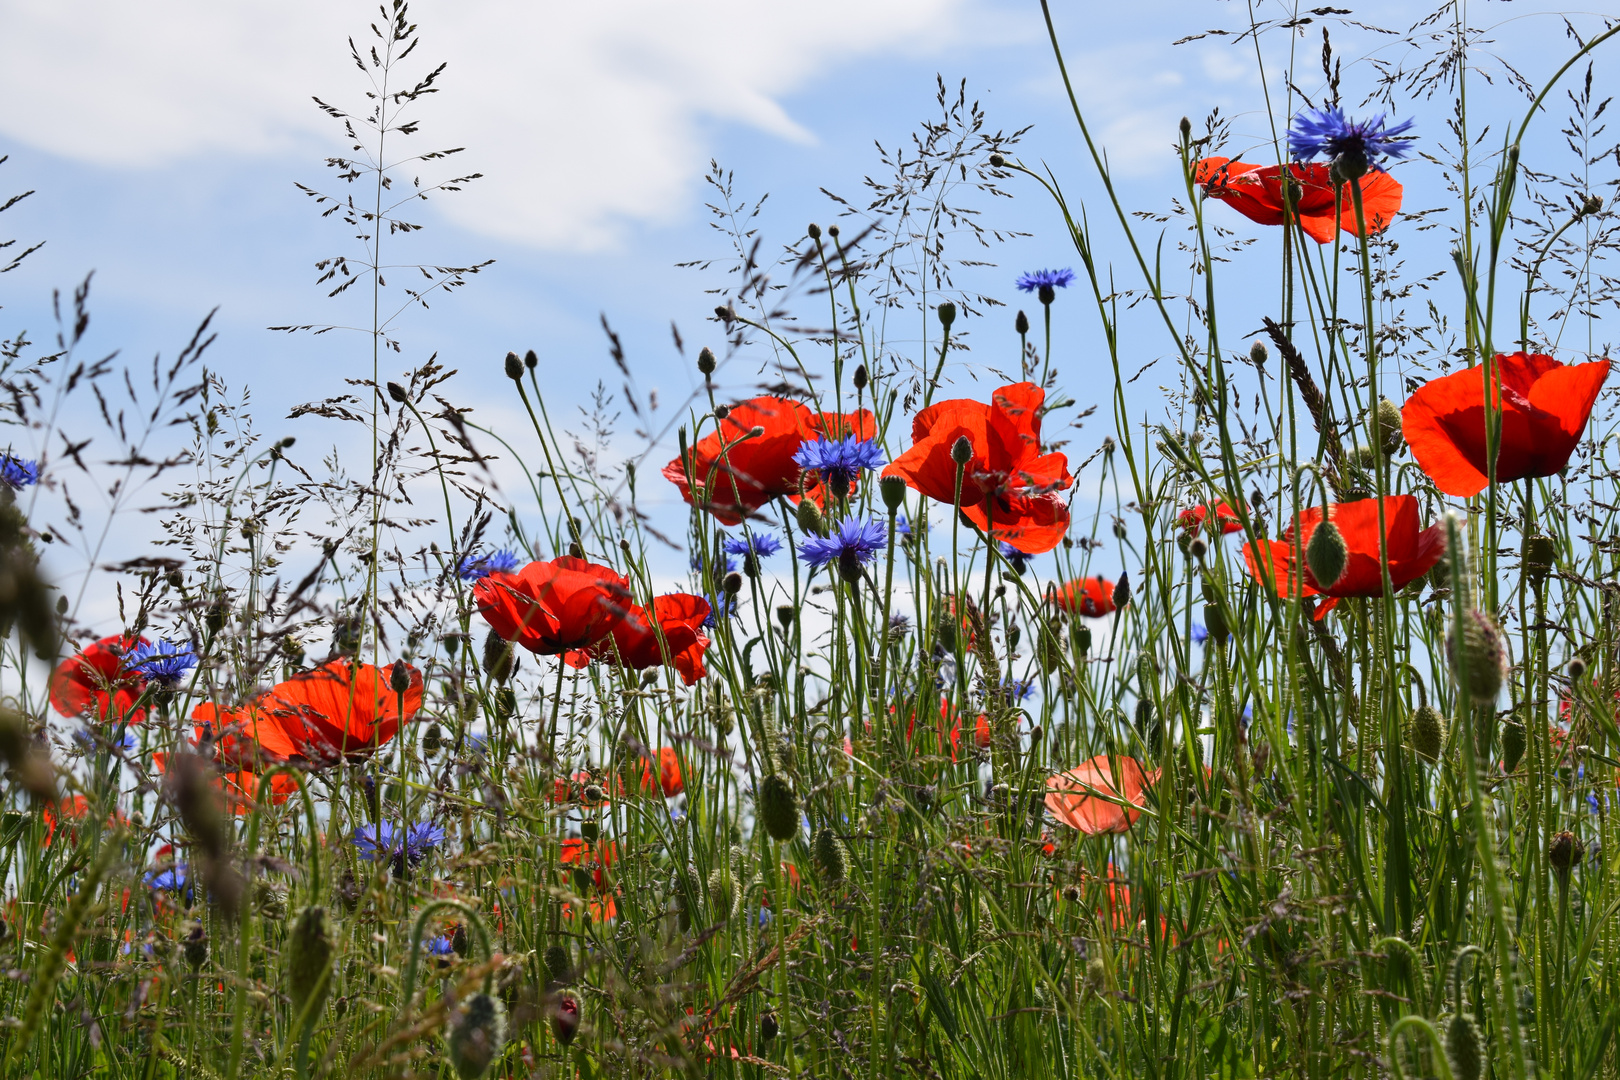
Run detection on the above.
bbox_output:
[697,347,716,376]
[543,943,571,986]
[937,301,957,329]
[1406,705,1446,762]
[1086,956,1108,990]
[1522,533,1556,586]
[874,475,907,514]
[1039,618,1064,670]
[550,995,580,1048]
[1202,602,1228,644]
[422,722,442,758]
[758,774,800,842]
[852,364,868,391]
[1076,624,1092,657]
[1306,519,1348,589]
[1178,116,1192,140]
[1550,830,1583,873]
[1446,1013,1484,1080]
[950,436,972,465]
[504,351,524,381]
[1015,310,1030,335]
[807,222,821,240]
[1370,397,1403,455]
[1188,536,1208,561]
[1449,610,1506,702]
[286,905,334,1024]
[1249,341,1267,367]
[183,921,208,969]
[760,1011,779,1042]
[796,499,825,538]
[449,992,508,1078]
[1112,572,1132,611]
[1500,720,1526,772]
[814,827,847,883]
[387,381,409,404]
[389,659,412,695]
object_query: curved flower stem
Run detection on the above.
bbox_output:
[398,899,497,1022]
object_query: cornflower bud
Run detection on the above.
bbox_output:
[285,905,335,1023]
[524,349,538,370]
[504,351,524,380]
[1569,656,1588,680]
[776,605,796,629]
[449,993,508,1077]
[389,658,412,694]
[386,381,409,404]
[852,364,868,391]
[1306,519,1348,589]
[828,224,839,238]
[697,347,716,376]
[807,223,821,240]
[1449,610,1506,702]
[1112,572,1132,611]
[1249,341,1267,367]
[1406,705,1446,762]
[1178,116,1192,140]
[1076,625,1092,657]
[1550,830,1584,874]
[989,153,1006,168]
[937,301,957,330]
[758,774,800,841]
[951,436,973,466]
[723,572,743,596]
[1015,310,1030,335]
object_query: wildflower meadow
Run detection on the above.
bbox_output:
[2,2,1620,1078]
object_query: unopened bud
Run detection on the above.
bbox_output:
[776,605,796,629]
[1306,518,1348,590]
[807,223,821,240]
[950,436,973,466]
[758,774,800,841]
[1406,705,1446,762]
[852,364,868,391]
[760,1011,779,1042]
[524,349,538,370]
[697,347,717,375]
[1015,310,1030,335]
[1550,829,1584,872]
[1178,116,1192,140]
[1449,610,1506,702]
[449,992,509,1077]
[1446,1013,1483,1080]
[1371,397,1403,456]
[937,301,957,330]
[481,632,514,684]
[389,659,412,694]
[1523,534,1556,585]
[1111,572,1131,611]
[285,905,335,1023]
[1569,656,1588,680]
[387,381,408,403]
[989,153,1005,168]
[880,475,908,513]
[712,404,730,421]
[723,572,743,596]
[1500,720,1526,772]
[796,499,824,537]
[1249,341,1267,367]
[504,351,524,380]
[1188,536,1208,561]
[1581,194,1603,217]
[814,827,847,882]
[828,224,839,238]
[1202,602,1228,644]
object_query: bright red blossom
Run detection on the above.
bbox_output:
[564,592,711,685]
[475,557,631,656]
[1242,495,1447,619]
[1178,502,1242,536]
[661,397,811,525]
[1045,755,1157,834]
[50,635,148,723]
[1195,157,1404,244]
[1051,577,1115,618]
[640,747,684,797]
[1402,352,1611,497]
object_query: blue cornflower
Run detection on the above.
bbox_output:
[723,533,783,559]
[423,934,456,956]
[0,455,39,490]
[353,821,445,878]
[1015,269,1075,298]
[1002,677,1037,703]
[126,640,197,687]
[888,613,911,638]
[798,517,887,580]
[703,591,738,629]
[758,906,774,929]
[998,542,1033,575]
[793,437,886,494]
[1191,623,1209,646]
[74,728,137,753]
[457,549,521,581]
[1287,106,1414,170]
[465,732,489,758]
[145,864,188,891]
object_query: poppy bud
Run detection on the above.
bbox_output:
[1178,116,1191,140]
[937,301,957,329]
[796,499,825,537]
[776,604,796,629]
[1249,341,1267,367]
[1188,536,1208,561]
[580,820,599,843]
[422,722,442,758]
[1406,705,1446,762]
[807,222,821,240]
[937,613,959,652]
[853,364,869,391]
[1500,720,1526,771]
[387,381,409,404]
[760,1011,779,1042]
[1522,534,1556,585]
[1111,572,1131,610]
[1449,610,1506,702]
[1550,830,1584,873]
[758,774,800,841]
[286,905,334,1023]
[545,995,581,1051]
[814,827,847,883]
[1015,310,1030,335]
[182,921,208,969]
[1039,618,1064,670]
[543,942,571,986]
[1203,602,1229,644]
[723,572,742,596]
[695,347,717,377]
[524,349,538,370]
[448,992,508,1078]
[1569,656,1587,680]
[948,436,973,465]
[1085,956,1108,990]
[1306,518,1348,589]
[504,351,524,381]
[1370,397,1403,455]
[1075,625,1092,657]
[387,659,411,695]
[1445,1013,1484,1080]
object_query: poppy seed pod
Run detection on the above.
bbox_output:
[543,943,571,986]
[950,436,973,466]
[1015,310,1030,335]
[386,381,409,404]
[1550,830,1584,873]
[1500,720,1526,772]
[696,347,716,375]
[1406,705,1446,762]
[758,774,800,842]
[1449,610,1506,702]
[1305,518,1348,589]
[285,905,334,1023]
[796,499,825,538]
[814,827,847,883]
[1445,1013,1484,1080]
[503,351,524,381]
[880,475,908,513]
[1370,397,1403,456]
[937,301,956,329]
[448,992,508,1078]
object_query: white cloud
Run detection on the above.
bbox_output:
[0,0,969,251]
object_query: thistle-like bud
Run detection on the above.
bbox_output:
[182,921,208,969]
[448,992,508,1078]
[1449,610,1506,702]
[1112,572,1132,611]
[950,436,973,467]
[1015,310,1030,335]
[422,722,442,758]
[757,774,800,842]
[814,827,847,883]
[1550,830,1584,874]
[386,381,409,404]
[389,659,412,694]
[1202,602,1229,645]
[1249,341,1267,367]
[807,222,821,240]
[937,301,957,329]
[796,499,825,538]
[1569,656,1588,680]
[1306,518,1348,590]
[880,475,908,513]
[524,349,538,370]
[1500,720,1526,772]
[776,605,796,630]
[1445,1013,1484,1080]
[697,347,716,376]
[504,351,524,381]
[723,572,743,596]
[1406,705,1446,763]
[760,1011,779,1042]
[286,905,335,1023]
[543,943,571,986]
[1370,397,1403,456]
[712,404,730,421]
[1522,533,1556,586]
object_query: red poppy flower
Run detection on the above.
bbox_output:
[1045,755,1156,834]
[1051,577,1115,618]
[662,397,812,525]
[1177,502,1242,536]
[153,752,297,816]
[550,771,620,805]
[1194,157,1403,244]
[41,794,89,848]
[883,382,1073,553]
[560,838,617,867]
[1242,495,1447,618]
[563,593,711,685]
[475,557,632,656]
[1402,352,1611,497]
[973,714,992,749]
[50,635,148,723]
[640,747,684,797]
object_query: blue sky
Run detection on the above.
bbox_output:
[2,0,1614,607]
